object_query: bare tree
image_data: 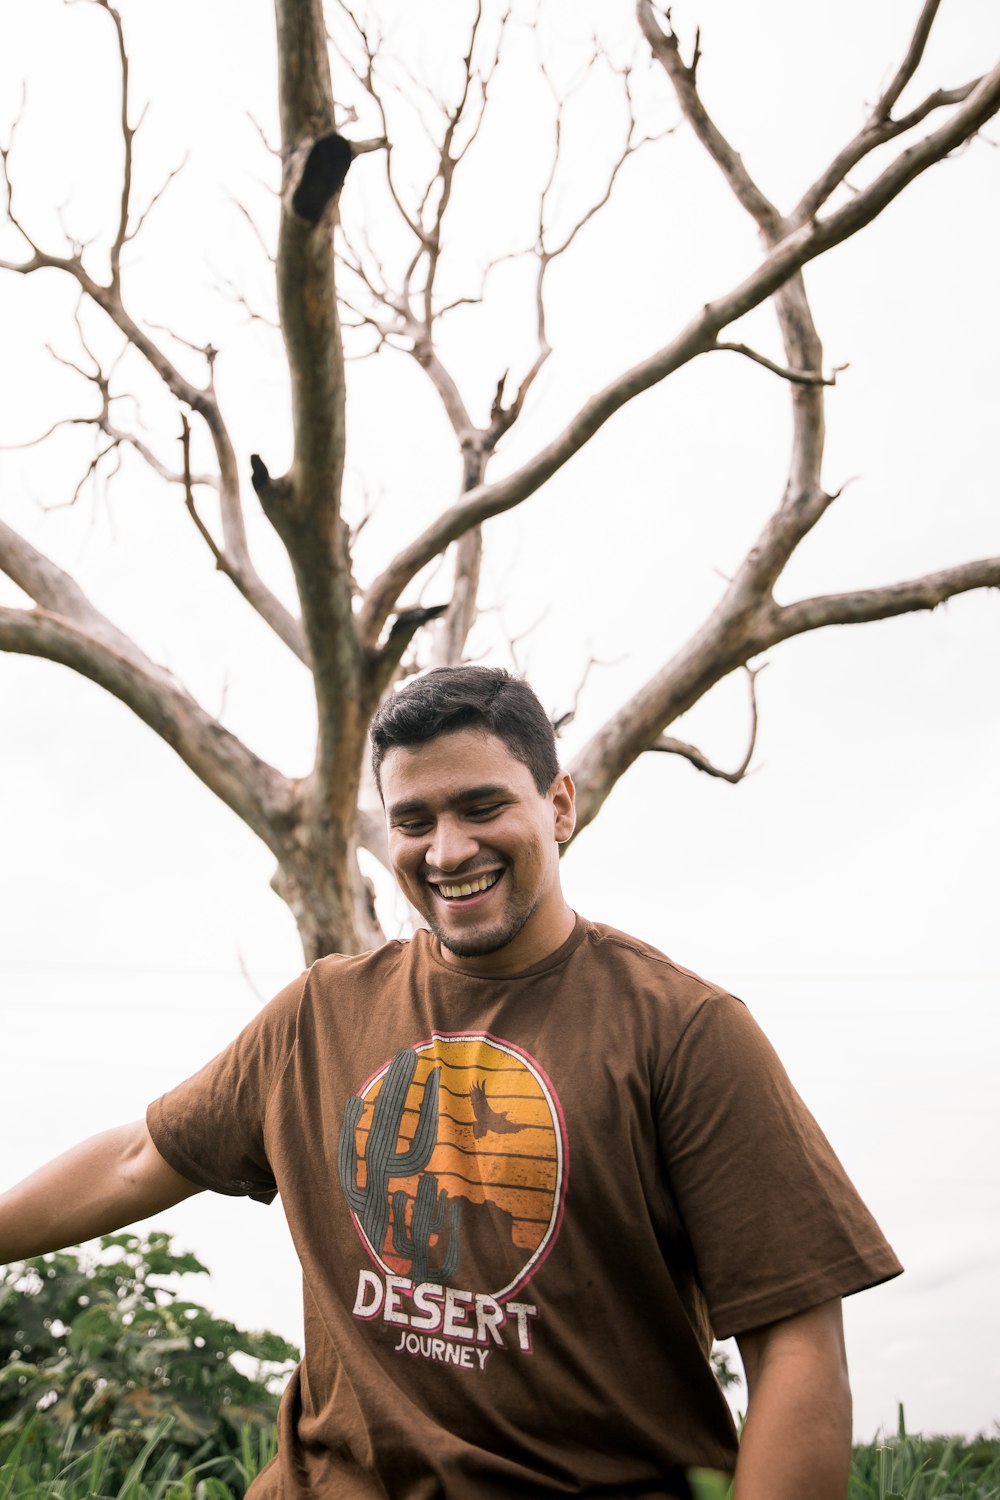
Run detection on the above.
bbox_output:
[1,0,997,963]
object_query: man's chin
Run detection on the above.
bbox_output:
[428,904,533,960]
[434,922,518,959]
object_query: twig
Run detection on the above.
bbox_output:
[648,664,765,782]
[711,342,847,387]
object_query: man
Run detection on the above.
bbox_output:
[0,666,901,1498]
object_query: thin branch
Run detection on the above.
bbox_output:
[792,76,983,226]
[125,153,189,246]
[638,4,781,234]
[48,442,116,511]
[551,651,627,735]
[418,1,485,332]
[7,317,218,490]
[144,321,219,371]
[230,194,277,265]
[211,271,281,330]
[648,665,764,782]
[181,415,231,573]
[487,51,667,448]
[95,0,135,287]
[329,0,427,243]
[711,342,844,387]
[336,220,405,323]
[889,81,980,138]
[641,2,829,567]
[877,0,942,119]
[790,0,979,225]
[246,111,280,156]
[0,415,90,452]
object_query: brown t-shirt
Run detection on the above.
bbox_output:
[147,917,901,1498]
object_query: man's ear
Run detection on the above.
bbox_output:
[551,771,576,845]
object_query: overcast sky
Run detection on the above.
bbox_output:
[1,0,998,1442]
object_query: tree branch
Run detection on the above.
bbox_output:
[0,525,294,850]
[789,0,980,224]
[637,4,781,234]
[0,36,305,664]
[98,0,134,288]
[710,342,841,387]
[765,558,1000,639]
[878,0,942,118]
[3,306,220,492]
[648,665,763,782]
[357,57,1000,644]
[640,0,827,538]
[570,535,1000,841]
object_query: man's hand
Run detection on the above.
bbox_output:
[0,1121,202,1263]
[734,1298,852,1500]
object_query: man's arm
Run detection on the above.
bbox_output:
[733,1297,852,1500]
[0,1121,203,1263]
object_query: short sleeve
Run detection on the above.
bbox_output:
[656,991,902,1337]
[146,973,306,1204]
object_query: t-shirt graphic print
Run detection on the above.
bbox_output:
[339,1031,568,1370]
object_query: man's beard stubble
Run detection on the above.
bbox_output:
[426,876,540,959]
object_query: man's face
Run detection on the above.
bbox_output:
[381,728,576,973]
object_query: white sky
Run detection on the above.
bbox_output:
[1,0,998,1444]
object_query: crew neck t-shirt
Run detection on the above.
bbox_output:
[147,916,902,1498]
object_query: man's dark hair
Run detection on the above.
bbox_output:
[369,666,559,797]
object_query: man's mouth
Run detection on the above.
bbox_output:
[433,870,504,903]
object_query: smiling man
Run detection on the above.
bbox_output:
[377,701,575,972]
[0,666,901,1500]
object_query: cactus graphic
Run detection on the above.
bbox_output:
[338,1047,440,1257]
[391,1173,463,1285]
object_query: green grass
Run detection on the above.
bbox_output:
[0,1410,997,1499]
[0,1416,277,1499]
[849,1408,1000,1500]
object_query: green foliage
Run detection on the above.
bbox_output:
[687,1467,733,1500]
[0,1233,297,1494]
[0,1406,999,1500]
[0,1413,278,1497]
[682,1420,1000,1500]
[850,1408,1000,1500]
[3,1258,998,1500]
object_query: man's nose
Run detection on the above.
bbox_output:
[426,819,479,872]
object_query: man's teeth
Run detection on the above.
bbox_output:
[439,872,501,900]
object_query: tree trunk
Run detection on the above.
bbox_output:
[272,814,385,963]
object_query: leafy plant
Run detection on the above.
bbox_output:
[0,1232,297,1491]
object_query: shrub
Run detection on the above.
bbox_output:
[0,1232,298,1492]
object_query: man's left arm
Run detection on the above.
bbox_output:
[733,1297,852,1500]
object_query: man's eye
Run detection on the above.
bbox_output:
[396,820,431,834]
[468,803,502,819]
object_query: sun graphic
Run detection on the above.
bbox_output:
[339,1032,568,1299]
